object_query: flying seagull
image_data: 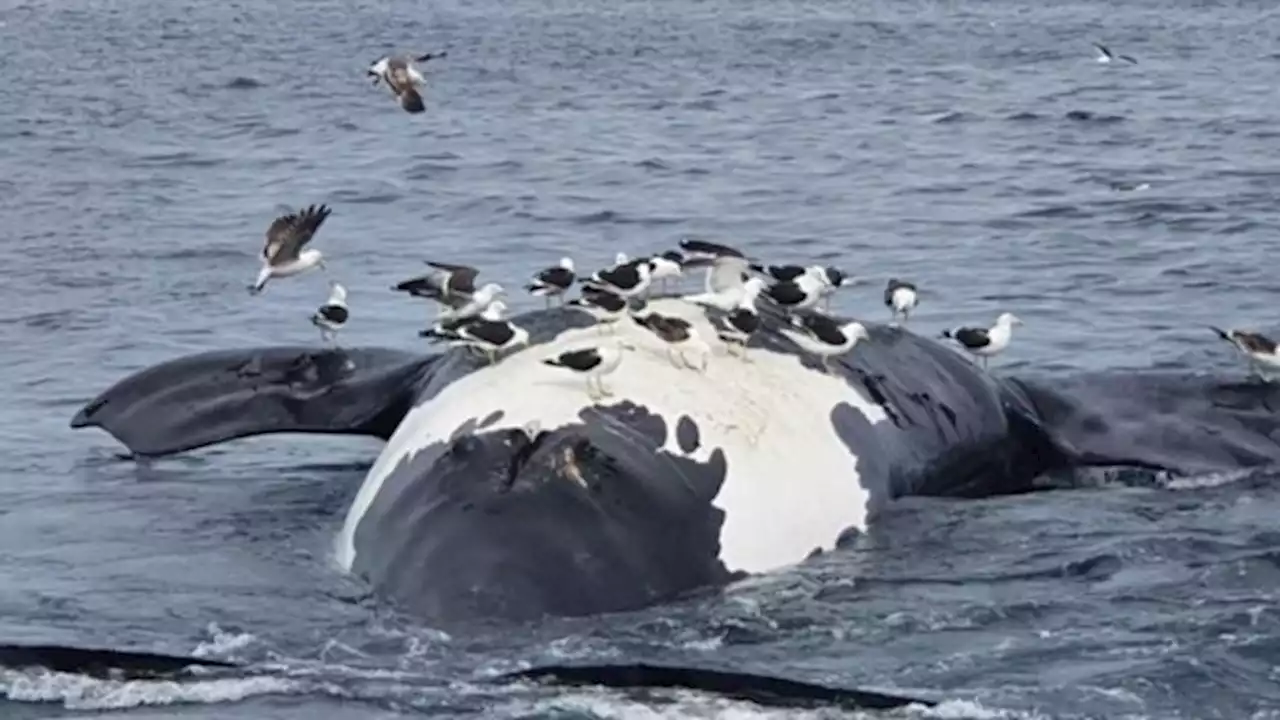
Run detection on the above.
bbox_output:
[1092,42,1137,65]
[249,203,331,295]
[391,260,481,309]
[1210,327,1280,381]
[367,51,447,113]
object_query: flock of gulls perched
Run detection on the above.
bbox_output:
[240,46,1280,400]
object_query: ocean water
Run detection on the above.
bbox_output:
[2,0,1280,716]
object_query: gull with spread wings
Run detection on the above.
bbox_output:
[367,51,446,114]
[249,204,331,295]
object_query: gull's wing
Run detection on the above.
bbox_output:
[263,204,331,265]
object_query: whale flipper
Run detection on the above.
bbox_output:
[499,663,934,711]
[0,643,239,680]
[70,346,435,458]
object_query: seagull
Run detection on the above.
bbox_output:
[940,312,1023,369]
[713,277,768,361]
[420,300,529,365]
[249,204,331,295]
[542,339,638,401]
[646,250,685,294]
[392,260,481,310]
[884,278,919,326]
[679,240,754,311]
[749,263,842,287]
[582,258,653,300]
[762,269,827,314]
[678,238,747,265]
[566,286,639,334]
[634,311,710,372]
[779,313,870,372]
[310,281,349,345]
[367,51,447,113]
[1210,327,1280,381]
[435,282,506,324]
[525,257,576,308]
[1093,42,1137,65]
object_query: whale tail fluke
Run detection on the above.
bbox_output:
[70,346,435,458]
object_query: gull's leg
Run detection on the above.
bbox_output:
[599,377,615,397]
[488,349,497,365]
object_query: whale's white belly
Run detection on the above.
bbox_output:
[335,299,888,575]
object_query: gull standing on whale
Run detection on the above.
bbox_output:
[1210,327,1280,381]
[310,281,349,345]
[367,51,447,113]
[884,278,919,326]
[678,239,754,311]
[714,277,768,361]
[779,313,870,372]
[249,204,331,295]
[435,282,506,324]
[525,257,576,308]
[645,250,685,294]
[566,286,637,334]
[941,312,1023,369]
[542,339,638,401]
[421,300,529,365]
[583,258,654,300]
[762,267,827,314]
[634,311,710,372]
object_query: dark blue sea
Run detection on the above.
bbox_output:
[3,0,1280,716]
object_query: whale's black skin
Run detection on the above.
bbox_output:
[500,662,935,711]
[70,346,436,458]
[65,302,1280,624]
[0,642,930,713]
[0,643,237,680]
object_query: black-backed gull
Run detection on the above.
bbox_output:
[646,250,685,293]
[883,278,919,326]
[1210,327,1280,381]
[421,300,529,365]
[582,258,653,300]
[367,51,447,113]
[566,286,639,334]
[542,339,638,401]
[714,277,768,361]
[310,281,349,345]
[525,257,576,308]
[762,269,827,313]
[634,311,709,372]
[249,203,331,295]
[940,312,1023,369]
[780,313,870,371]
[435,282,506,324]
